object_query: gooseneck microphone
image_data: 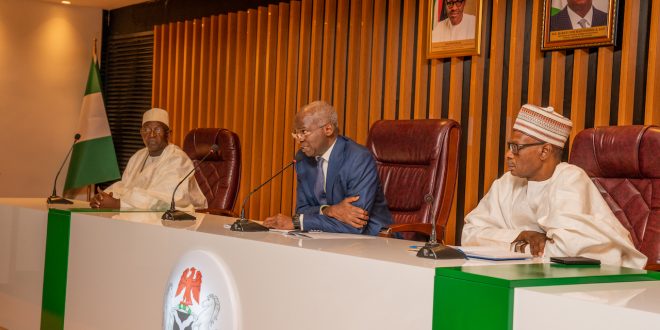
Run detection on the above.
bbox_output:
[230,153,303,232]
[162,144,219,221]
[47,133,81,205]
[416,194,467,260]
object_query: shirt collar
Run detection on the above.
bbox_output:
[318,139,336,163]
[566,5,594,28]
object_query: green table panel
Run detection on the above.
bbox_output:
[433,275,512,330]
[41,208,72,330]
[433,264,659,330]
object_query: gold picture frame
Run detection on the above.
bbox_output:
[541,0,618,51]
[427,0,483,59]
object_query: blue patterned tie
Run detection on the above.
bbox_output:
[314,157,327,204]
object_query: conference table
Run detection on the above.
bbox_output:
[0,198,658,330]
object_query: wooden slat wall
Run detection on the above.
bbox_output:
[152,0,660,244]
[646,0,660,126]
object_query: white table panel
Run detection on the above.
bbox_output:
[0,199,48,330]
[63,211,473,330]
[514,281,660,330]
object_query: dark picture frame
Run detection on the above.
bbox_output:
[541,0,618,51]
[427,0,483,59]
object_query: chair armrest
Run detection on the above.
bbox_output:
[195,208,237,217]
[387,223,432,235]
[645,263,660,272]
[379,223,446,241]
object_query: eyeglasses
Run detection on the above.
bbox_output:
[507,142,545,155]
[140,126,168,135]
[446,0,465,8]
[291,122,330,140]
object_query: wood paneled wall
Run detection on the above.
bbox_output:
[152,0,660,244]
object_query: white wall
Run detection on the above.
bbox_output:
[0,0,102,197]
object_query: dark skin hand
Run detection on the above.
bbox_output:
[264,213,294,230]
[264,196,369,230]
[323,196,369,229]
[90,186,120,209]
[512,230,553,256]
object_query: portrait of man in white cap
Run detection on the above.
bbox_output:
[90,108,207,211]
[461,104,647,268]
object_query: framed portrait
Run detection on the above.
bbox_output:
[427,0,483,59]
[542,0,618,51]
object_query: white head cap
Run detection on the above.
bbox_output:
[513,104,573,148]
[142,108,169,128]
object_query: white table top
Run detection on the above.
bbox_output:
[0,197,545,270]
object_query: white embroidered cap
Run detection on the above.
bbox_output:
[513,104,573,148]
[142,107,169,128]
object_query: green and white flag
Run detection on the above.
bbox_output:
[64,57,120,190]
[551,0,567,16]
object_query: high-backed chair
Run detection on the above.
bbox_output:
[366,119,461,242]
[569,125,660,270]
[183,128,241,216]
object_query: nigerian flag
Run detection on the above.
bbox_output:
[64,58,120,190]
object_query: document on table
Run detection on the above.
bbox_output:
[455,246,533,261]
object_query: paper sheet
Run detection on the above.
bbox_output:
[454,245,533,261]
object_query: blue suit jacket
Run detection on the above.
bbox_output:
[550,6,608,31]
[295,136,393,235]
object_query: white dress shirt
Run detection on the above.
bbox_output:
[299,139,336,230]
[566,5,594,29]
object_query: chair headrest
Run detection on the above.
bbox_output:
[569,125,660,178]
[183,128,240,161]
[367,119,460,165]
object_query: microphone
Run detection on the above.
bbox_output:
[416,194,466,260]
[230,153,304,232]
[47,133,81,204]
[161,144,219,221]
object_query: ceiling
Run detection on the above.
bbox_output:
[40,0,148,10]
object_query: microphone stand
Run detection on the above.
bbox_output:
[47,133,81,205]
[417,194,467,260]
[162,145,218,221]
[230,159,297,232]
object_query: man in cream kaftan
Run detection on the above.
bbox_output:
[462,162,647,269]
[90,108,207,211]
[104,143,207,211]
[461,104,647,269]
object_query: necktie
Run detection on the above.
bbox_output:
[578,18,588,28]
[314,157,327,204]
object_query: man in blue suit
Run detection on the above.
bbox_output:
[550,0,608,31]
[264,101,392,235]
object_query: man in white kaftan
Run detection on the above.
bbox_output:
[461,104,647,269]
[90,108,207,211]
[432,0,476,42]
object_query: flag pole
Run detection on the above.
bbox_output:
[93,37,99,68]
[86,38,98,202]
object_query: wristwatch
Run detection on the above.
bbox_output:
[292,213,301,230]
